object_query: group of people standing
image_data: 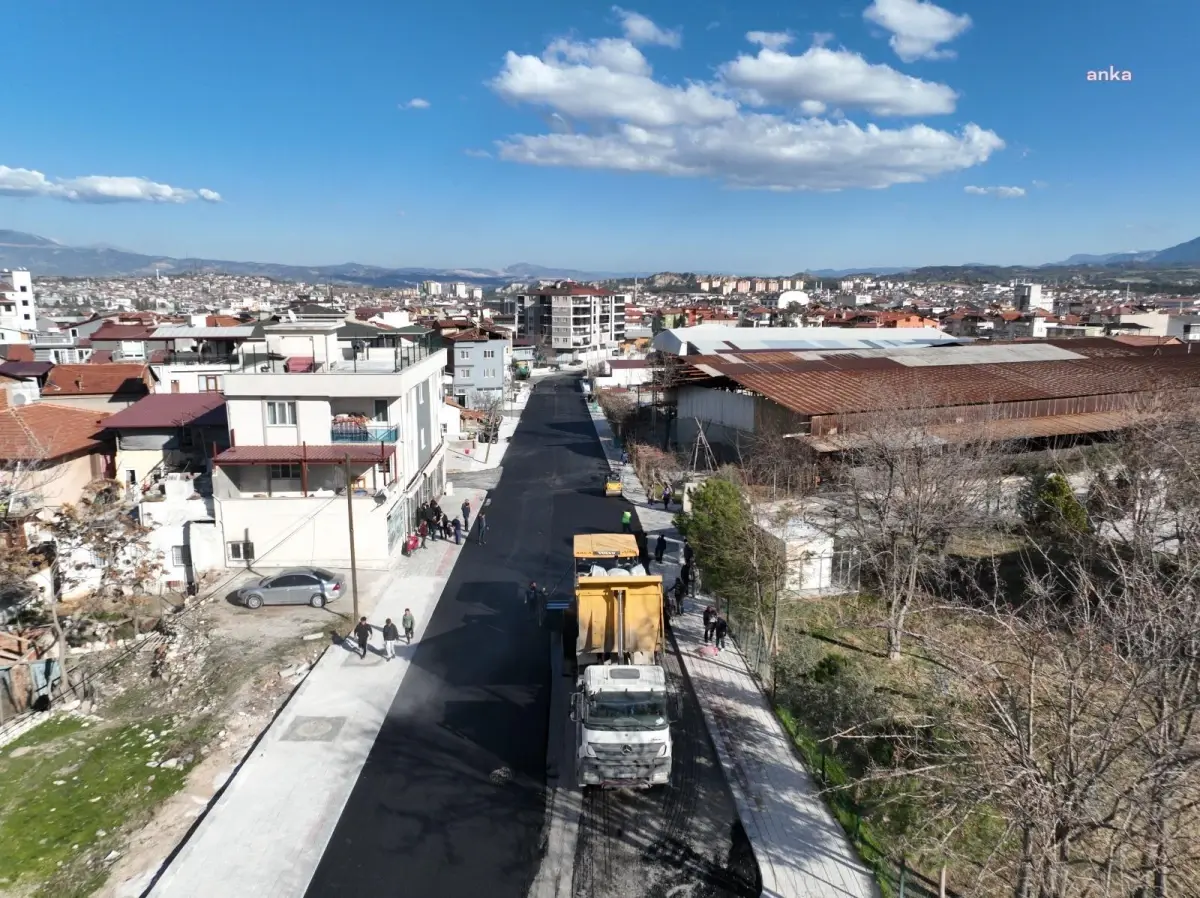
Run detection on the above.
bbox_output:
[415,497,488,547]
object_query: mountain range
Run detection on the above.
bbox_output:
[1,228,1199,285]
[0,231,642,287]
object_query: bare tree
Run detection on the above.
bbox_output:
[596,388,638,444]
[821,412,998,660]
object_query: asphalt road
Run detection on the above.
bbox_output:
[304,377,627,898]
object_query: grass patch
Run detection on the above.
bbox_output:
[0,715,201,897]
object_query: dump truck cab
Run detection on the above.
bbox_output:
[570,534,672,788]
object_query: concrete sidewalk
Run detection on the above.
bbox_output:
[140,488,487,898]
[587,406,878,898]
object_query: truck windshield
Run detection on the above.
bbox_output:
[586,692,668,730]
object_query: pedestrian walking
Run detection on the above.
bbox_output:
[683,539,694,566]
[661,484,671,509]
[452,517,462,545]
[477,510,488,544]
[402,608,415,644]
[714,616,729,650]
[703,605,716,643]
[620,449,629,465]
[621,509,632,533]
[353,617,372,658]
[654,533,666,564]
[382,618,400,660]
[680,562,693,596]
[418,519,428,549]
[461,499,471,530]
[673,578,686,615]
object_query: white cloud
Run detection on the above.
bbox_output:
[964,185,1025,197]
[0,165,221,203]
[720,45,958,116]
[464,148,492,158]
[746,31,793,51]
[612,7,680,47]
[402,97,431,109]
[491,48,737,128]
[486,21,1001,191]
[1031,179,1048,188]
[864,0,971,62]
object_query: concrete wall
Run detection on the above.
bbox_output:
[11,453,104,510]
[215,493,395,569]
[149,363,227,394]
[114,447,163,488]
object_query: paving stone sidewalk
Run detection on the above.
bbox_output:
[140,488,487,898]
[587,405,878,898]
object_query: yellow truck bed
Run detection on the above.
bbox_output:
[575,575,664,657]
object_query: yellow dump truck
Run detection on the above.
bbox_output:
[569,534,671,788]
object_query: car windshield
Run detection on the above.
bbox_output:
[585,691,667,730]
[312,568,336,581]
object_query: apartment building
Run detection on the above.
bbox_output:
[445,329,512,408]
[0,269,36,343]
[515,285,627,364]
[208,330,446,569]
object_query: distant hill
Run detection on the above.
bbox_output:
[0,230,643,286]
[808,267,911,277]
[1154,236,1200,264]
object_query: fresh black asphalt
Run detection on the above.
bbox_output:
[304,377,628,898]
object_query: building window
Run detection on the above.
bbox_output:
[19,285,26,292]
[269,463,303,479]
[483,349,495,359]
[459,350,470,360]
[201,375,221,392]
[228,540,255,561]
[266,400,296,426]
[172,546,191,567]
[373,398,389,421]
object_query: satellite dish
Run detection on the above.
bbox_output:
[10,393,28,406]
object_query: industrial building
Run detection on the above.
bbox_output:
[669,338,1200,456]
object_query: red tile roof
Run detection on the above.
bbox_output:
[43,363,151,397]
[89,323,158,342]
[101,393,226,430]
[214,444,395,465]
[88,350,114,364]
[0,401,111,460]
[1,344,35,362]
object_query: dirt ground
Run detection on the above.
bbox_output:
[1,564,391,898]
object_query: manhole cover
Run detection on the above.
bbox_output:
[490,766,513,784]
[281,716,347,743]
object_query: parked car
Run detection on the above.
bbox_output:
[236,568,346,609]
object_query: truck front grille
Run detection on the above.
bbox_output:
[588,742,664,761]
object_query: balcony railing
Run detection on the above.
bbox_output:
[160,350,240,366]
[331,422,400,443]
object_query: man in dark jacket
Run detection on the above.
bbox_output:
[353,617,372,658]
[654,534,667,564]
[461,499,471,530]
[703,606,716,643]
[381,618,400,660]
[452,517,462,545]
[714,616,729,650]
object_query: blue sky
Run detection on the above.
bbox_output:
[1,0,1196,272]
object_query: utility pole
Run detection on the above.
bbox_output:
[344,455,360,621]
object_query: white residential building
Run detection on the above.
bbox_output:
[421,281,443,297]
[516,286,627,363]
[207,331,447,569]
[1014,283,1052,312]
[0,269,36,342]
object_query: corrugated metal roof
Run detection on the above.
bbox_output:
[688,352,1200,416]
[801,410,1143,452]
[102,394,226,430]
[151,326,258,339]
